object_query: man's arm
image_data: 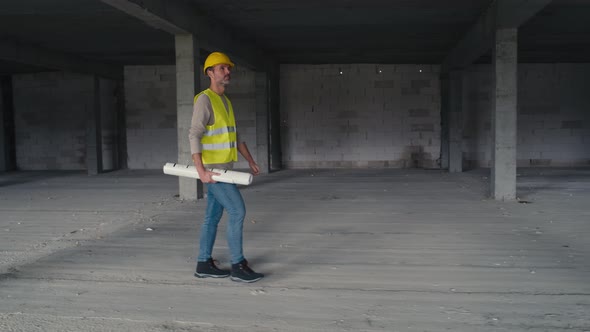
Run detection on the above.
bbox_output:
[237,142,260,175]
[189,95,219,183]
[191,152,220,183]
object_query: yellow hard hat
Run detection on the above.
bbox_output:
[203,52,234,74]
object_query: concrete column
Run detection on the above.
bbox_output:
[491,28,518,200]
[175,34,202,200]
[268,62,282,171]
[114,80,127,170]
[0,77,6,171]
[255,71,269,173]
[0,76,16,172]
[449,70,464,172]
[86,76,103,175]
[439,73,450,169]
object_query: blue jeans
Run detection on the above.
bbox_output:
[197,182,246,264]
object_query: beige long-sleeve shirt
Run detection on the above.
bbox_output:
[188,92,239,169]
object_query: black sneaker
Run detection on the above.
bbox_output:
[230,259,264,283]
[195,258,230,278]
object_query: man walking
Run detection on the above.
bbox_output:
[189,52,264,283]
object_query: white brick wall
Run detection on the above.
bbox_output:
[463,63,590,167]
[12,72,119,171]
[280,64,441,168]
[13,72,92,170]
[13,63,585,172]
[124,65,258,169]
[125,66,178,169]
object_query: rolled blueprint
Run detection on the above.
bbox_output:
[163,163,253,185]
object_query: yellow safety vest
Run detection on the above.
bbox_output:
[194,89,238,164]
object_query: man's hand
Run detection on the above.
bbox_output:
[249,161,260,176]
[192,152,219,183]
[238,142,260,176]
[197,169,220,183]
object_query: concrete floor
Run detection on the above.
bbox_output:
[0,168,589,331]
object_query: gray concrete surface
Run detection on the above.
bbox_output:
[1,168,589,331]
[491,28,518,201]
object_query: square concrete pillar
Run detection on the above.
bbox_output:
[175,34,202,200]
[114,81,127,170]
[255,71,270,173]
[267,62,282,171]
[0,76,15,172]
[491,28,518,200]
[449,70,464,173]
[439,73,450,170]
[0,77,6,171]
[86,76,103,175]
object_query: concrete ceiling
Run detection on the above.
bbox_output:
[0,0,589,77]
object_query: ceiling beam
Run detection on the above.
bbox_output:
[442,0,552,72]
[496,0,554,29]
[100,0,263,70]
[99,0,188,34]
[0,39,123,80]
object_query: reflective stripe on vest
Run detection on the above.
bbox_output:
[202,141,237,150]
[195,89,238,164]
[203,126,236,137]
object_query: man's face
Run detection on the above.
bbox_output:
[209,64,232,86]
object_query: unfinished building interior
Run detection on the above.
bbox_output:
[1,1,589,331]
